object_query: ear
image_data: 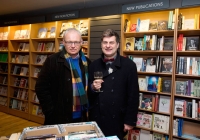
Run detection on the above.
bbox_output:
[117,43,119,49]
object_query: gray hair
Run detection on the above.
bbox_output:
[63,28,82,39]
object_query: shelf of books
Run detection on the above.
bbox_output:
[0,26,9,113]
[172,7,200,140]
[0,18,90,124]
[123,7,200,140]
[122,9,176,140]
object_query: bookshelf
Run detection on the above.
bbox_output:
[121,6,200,140]
[0,18,90,124]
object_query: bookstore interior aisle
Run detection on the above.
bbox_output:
[0,111,41,136]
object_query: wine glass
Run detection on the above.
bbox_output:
[94,71,103,92]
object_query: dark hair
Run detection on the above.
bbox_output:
[101,29,120,43]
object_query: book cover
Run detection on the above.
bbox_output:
[162,79,171,93]
[176,81,186,95]
[134,38,143,50]
[152,114,169,133]
[160,57,173,73]
[157,20,168,30]
[133,57,143,71]
[149,21,158,31]
[174,100,184,116]
[163,37,173,50]
[130,23,137,32]
[128,129,140,140]
[140,94,153,110]
[136,112,144,126]
[59,22,73,37]
[183,19,195,29]
[142,113,152,129]
[158,95,170,113]
[186,36,199,50]
[79,20,88,36]
[138,78,147,91]
[38,28,47,38]
[139,19,150,32]
[125,37,135,51]
[146,57,156,72]
[50,27,56,38]
[147,76,159,92]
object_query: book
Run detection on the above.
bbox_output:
[133,57,143,71]
[139,19,150,32]
[183,19,195,29]
[138,78,147,91]
[152,114,169,133]
[158,95,170,113]
[128,129,140,140]
[79,20,88,36]
[38,28,47,38]
[176,81,186,95]
[125,37,135,51]
[157,20,168,30]
[134,38,143,50]
[147,76,159,92]
[50,27,56,38]
[149,21,158,31]
[174,100,184,116]
[33,68,41,77]
[140,94,153,110]
[163,37,173,50]
[160,57,173,73]
[186,36,199,50]
[146,57,156,72]
[162,79,171,93]
[59,22,73,37]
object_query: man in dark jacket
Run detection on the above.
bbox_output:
[35,28,91,125]
[88,29,139,139]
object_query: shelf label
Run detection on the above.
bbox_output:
[52,11,79,20]
[122,0,169,13]
[1,19,19,26]
[182,0,200,6]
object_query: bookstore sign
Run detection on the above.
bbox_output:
[122,0,169,13]
[52,11,79,20]
[182,0,200,6]
[1,19,19,26]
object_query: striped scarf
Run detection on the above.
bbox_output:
[65,51,88,111]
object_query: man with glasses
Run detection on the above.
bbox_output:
[35,28,91,125]
[88,29,139,139]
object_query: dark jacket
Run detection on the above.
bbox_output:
[88,53,139,140]
[35,49,91,125]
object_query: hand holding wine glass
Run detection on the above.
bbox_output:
[93,71,104,92]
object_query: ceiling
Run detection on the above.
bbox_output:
[0,0,148,16]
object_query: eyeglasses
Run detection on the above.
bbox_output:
[63,40,82,46]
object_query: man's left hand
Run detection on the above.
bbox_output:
[124,124,133,132]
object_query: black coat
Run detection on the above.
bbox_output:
[88,53,139,140]
[35,50,91,125]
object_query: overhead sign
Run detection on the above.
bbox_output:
[52,11,79,20]
[182,0,200,6]
[122,0,169,13]
[1,19,19,26]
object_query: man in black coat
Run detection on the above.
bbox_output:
[88,29,139,139]
[35,28,91,125]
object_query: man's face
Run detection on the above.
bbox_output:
[101,36,119,58]
[63,31,82,58]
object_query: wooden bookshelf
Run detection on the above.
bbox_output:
[121,6,200,140]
